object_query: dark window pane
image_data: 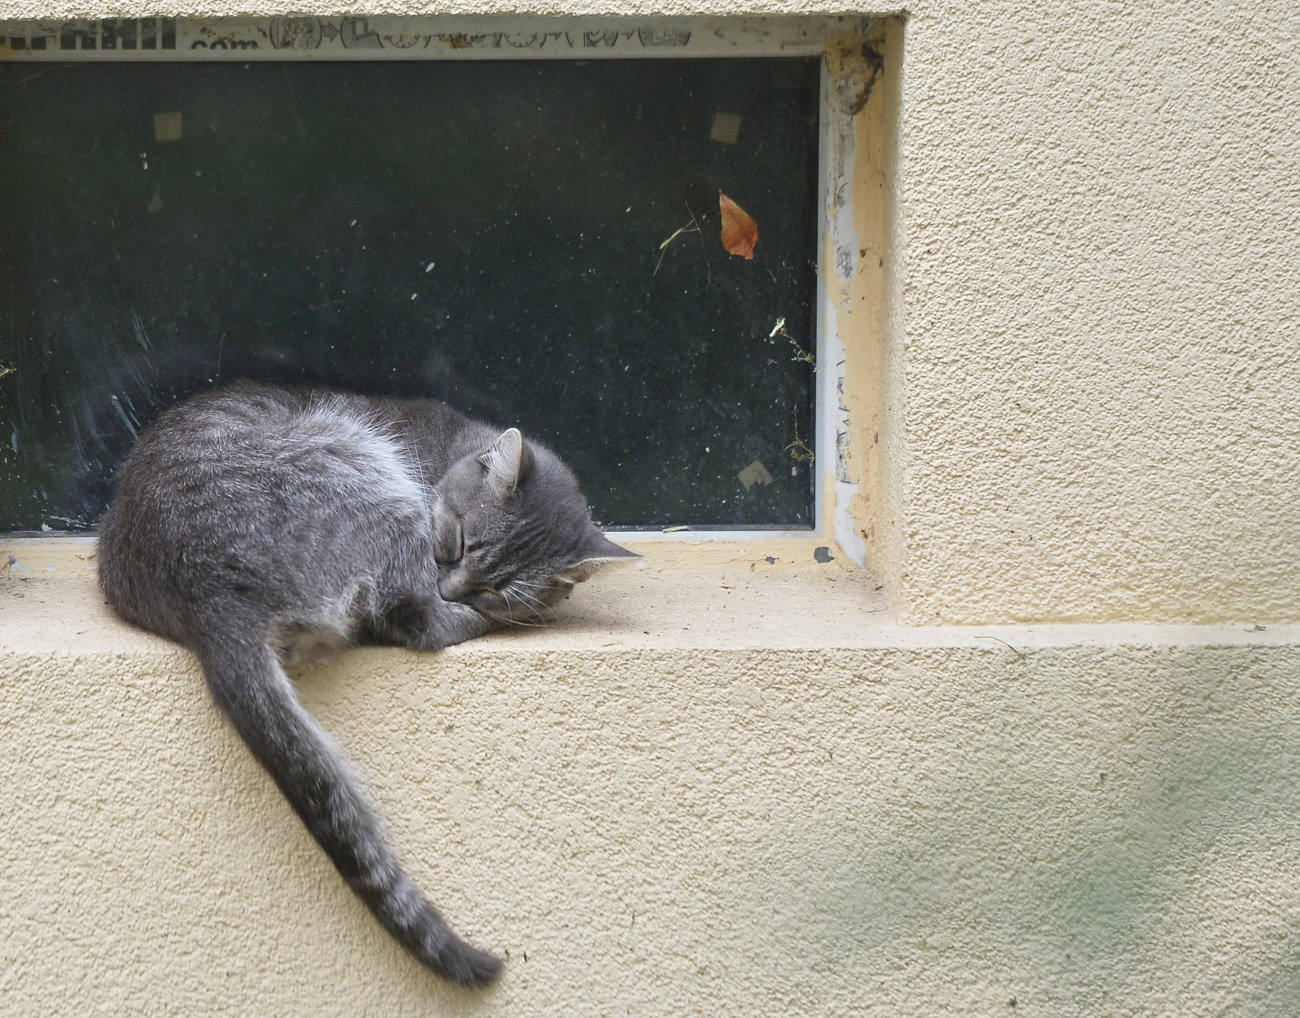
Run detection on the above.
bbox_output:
[0,58,819,530]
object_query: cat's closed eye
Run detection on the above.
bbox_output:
[435,524,464,566]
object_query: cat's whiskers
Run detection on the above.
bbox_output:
[488,590,532,627]
[511,585,556,616]
[499,585,555,626]
[484,606,549,628]
[511,579,565,609]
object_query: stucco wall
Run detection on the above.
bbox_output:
[894,2,1300,625]
[3,3,1299,1016]
[5,568,1300,1017]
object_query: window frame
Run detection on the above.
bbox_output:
[0,13,883,557]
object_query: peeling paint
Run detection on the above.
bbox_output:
[817,17,898,571]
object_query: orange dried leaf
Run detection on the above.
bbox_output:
[719,192,759,260]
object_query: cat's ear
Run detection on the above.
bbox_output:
[479,428,533,496]
[563,525,639,583]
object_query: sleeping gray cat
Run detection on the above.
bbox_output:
[96,380,635,987]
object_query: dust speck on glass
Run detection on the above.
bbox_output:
[0,32,820,531]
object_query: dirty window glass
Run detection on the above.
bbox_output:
[0,57,819,531]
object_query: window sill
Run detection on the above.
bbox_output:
[4,536,1295,657]
[1,535,889,658]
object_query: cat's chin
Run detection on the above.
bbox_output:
[457,589,559,628]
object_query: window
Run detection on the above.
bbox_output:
[0,16,871,536]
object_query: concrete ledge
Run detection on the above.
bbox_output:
[5,536,1295,653]
[3,543,1299,1016]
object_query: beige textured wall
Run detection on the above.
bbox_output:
[894,2,1300,624]
[3,3,1300,1017]
[5,569,1300,1017]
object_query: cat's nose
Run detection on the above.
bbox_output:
[437,571,471,604]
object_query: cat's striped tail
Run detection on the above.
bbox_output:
[195,632,502,988]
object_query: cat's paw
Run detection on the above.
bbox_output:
[409,598,496,650]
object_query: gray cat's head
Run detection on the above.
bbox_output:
[432,427,636,624]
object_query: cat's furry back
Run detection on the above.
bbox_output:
[97,380,634,987]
